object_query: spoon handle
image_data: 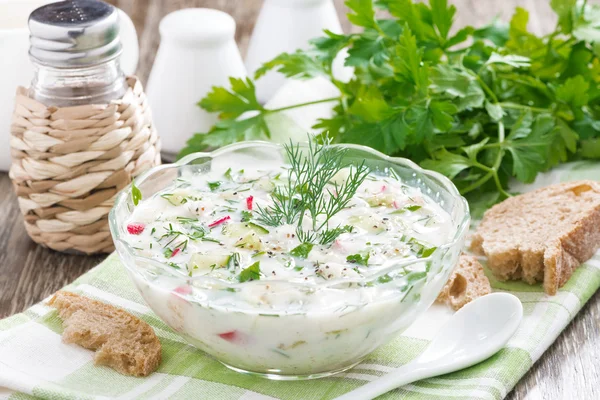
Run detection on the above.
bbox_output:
[333,364,431,400]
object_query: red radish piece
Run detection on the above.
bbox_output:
[246,195,254,210]
[218,331,238,342]
[171,248,181,258]
[173,285,192,295]
[127,223,145,235]
[380,185,387,193]
[208,215,231,228]
[392,201,399,209]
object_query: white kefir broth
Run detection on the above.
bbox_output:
[124,155,455,375]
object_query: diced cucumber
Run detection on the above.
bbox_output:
[235,232,264,250]
[348,214,386,233]
[161,190,190,206]
[222,223,268,237]
[330,168,351,186]
[253,177,274,192]
[365,193,396,207]
[188,253,230,275]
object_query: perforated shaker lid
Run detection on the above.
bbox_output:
[28,0,122,67]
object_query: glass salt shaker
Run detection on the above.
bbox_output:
[27,0,128,106]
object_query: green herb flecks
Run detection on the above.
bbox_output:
[346,252,370,266]
[239,261,261,282]
[402,236,437,258]
[227,252,241,269]
[159,221,218,246]
[241,210,252,222]
[390,205,422,214]
[208,181,222,191]
[131,181,142,206]
[289,243,314,259]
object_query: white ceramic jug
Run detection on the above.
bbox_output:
[245,0,343,103]
[146,8,247,159]
[0,0,139,172]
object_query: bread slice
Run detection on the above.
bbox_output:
[470,180,600,295]
[48,291,161,377]
[437,254,491,310]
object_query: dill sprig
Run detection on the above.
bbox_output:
[255,139,369,245]
[159,220,219,248]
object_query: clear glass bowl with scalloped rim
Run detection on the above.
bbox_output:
[109,141,470,380]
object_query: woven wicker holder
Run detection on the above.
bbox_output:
[8,77,161,254]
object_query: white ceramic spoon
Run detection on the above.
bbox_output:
[334,293,523,400]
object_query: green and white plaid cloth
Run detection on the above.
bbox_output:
[1,161,599,400]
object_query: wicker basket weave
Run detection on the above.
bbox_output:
[8,77,161,254]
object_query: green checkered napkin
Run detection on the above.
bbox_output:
[1,161,599,400]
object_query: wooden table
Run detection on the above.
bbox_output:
[1,1,598,399]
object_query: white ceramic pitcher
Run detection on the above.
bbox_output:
[0,0,139,172]
[145,8,247,159]
[245,0,343,103]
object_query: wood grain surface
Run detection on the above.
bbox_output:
[1,1,598,399]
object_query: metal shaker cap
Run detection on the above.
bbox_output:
[29,0,122,67]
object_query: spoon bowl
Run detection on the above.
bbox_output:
[335,293,523,400]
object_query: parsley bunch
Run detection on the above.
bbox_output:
[180,0,600,215]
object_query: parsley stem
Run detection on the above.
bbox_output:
[499,102,548,113]
[260,117,272,138]
[472,72,498,103]
[267,97,341,113]
[460,171,493,195]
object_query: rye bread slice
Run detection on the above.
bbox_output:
[437,254,492,310]
[470,180,600,295]
[48,291,161,377]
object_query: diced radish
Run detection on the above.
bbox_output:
[208,215,231,228]
[173,285,192,295]
[392,201,399,209]
[218,331,238,342]
[127,223,145,235]
[171,248,181,258]
[380,185,387,193]
[246,195,254,210]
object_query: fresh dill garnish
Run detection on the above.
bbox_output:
[159,220,217,245]
[224,168,233,180]
[227,252,241,269]
[176,216,199,223]
[316,224,353,246]
[255,139,369,245]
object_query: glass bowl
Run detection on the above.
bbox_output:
[109,141,470,380]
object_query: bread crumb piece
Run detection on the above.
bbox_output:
[437,254,492,310]
[48,291,161,377]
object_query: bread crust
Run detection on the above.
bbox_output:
[48,291,162,376]
[437,254,492,310]
[471,180,600,295]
